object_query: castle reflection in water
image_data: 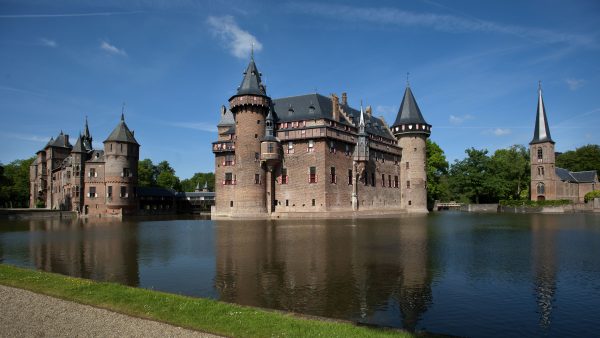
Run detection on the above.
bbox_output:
[4,214,573,333]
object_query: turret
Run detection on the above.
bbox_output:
[70,134,86,211]
[103,112,139,215]
[260,106,281,213]
[352,104,370,211]
[225,53,270,215]
[530,82,555,201]
[391,84,430,213]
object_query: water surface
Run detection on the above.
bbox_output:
[1,212,599,337]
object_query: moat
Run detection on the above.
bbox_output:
[1,213,599,337]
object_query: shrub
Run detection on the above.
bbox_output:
[500,199,572,207]
[584,190,600,203]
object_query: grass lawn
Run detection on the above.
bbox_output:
[0,264,415,337]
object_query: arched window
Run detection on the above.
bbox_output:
[538,166,544,176]
[537,148,543,160]
[537,182,545,195]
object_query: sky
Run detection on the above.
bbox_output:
[1,0,599,179]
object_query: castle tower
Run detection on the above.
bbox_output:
[352,105,369,210]
[70,133,87,212]
[529,83,556,201]
[391,85,431,213]
[260,106,281,213]
[228,54,270,214]
[103,113,139,215]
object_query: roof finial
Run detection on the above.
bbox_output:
[121,102,126,121]
[251,42,254,60]
[406,72,410,87]
[538,80,542,92]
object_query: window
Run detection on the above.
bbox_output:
[537,148,543,161]
[406,162,410,170]
[88,186,96,198]
[257,120,261,124]
[364,171,369,186]
[285,199,289,206]
[120,186,128,198]
[407,180,411,188]
[66,171,71,179]
[254,174,261,184]
[281,168,288,184]
[122,168,130,177]
[382,174,386,187]
[309,166,317,183]
[388,175,392,188]
[537,182,545,194]
[267,143,274,153]
[74,165,80,177]
[74,185,80,197]
[372,173,375,187]
[307,140,315,153]
[224,173,234,185]
[312,199,316,206]
[287,141,294,154]
[348,169,353,185]
[224,154,235,166]
[107,186,112,198]
[89,168,96,177]
[394,176,399,188]
[330,167,337,184]
[329,140,336,153]
[230,201,234,207]
[538,166,544,176]
[345,144,351,156]
[255,152,260,161]
[394,156,399,165]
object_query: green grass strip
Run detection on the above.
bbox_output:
[0,264,413,338]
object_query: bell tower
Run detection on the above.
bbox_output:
[228,54,270,214]
[391,83,431,213]
[529,82,556,201]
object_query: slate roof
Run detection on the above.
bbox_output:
[392,86,429,127]
[272,93,395,139]
[530,86,554,144]
[87,150,105,163]
[104,114,139,145]
[232,57,267,99]
[46,131,72,149]
[217,106,235,127]
[555,167,598,183]
[72,134,85,153]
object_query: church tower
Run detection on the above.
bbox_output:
[530,83,556,201]
[391,84,431,213]
[228,53,270,214]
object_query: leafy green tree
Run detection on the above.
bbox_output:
[556,144,600,174]
[156,170,181,191]
[0,157,35,208]
[138,158,158,187]
[448,148,494,203]
[426,139,450,204]
[180,172,215,192]
[489,145,530,200]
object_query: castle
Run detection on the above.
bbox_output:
[29,114,140,216]
[529,84,598,202]
[212,56,431,217]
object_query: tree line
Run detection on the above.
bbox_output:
[426,142,600,204]
[1,144,598,208]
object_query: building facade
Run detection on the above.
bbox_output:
[529,85,598,202]
[213,57,431,217]
[29,114,140,216]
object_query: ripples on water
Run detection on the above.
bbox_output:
[1,212,600,337]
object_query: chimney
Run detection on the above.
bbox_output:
[341,92,347,106]
[64,134,69,145]
[331,94,339,121]
[366,105,372,117]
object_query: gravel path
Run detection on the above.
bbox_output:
[0,285,222,337]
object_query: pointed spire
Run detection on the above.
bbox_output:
[232,55,267,98]
[72,133,85,153]
[84,116,90,137]
[121,102,126,122]
[195,181,201,192]
[530,82,554,144]
[392,85,429,127]
[406,72,410,87]
[359,102,365,127]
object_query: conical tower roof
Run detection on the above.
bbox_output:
[72,134,85,153]
[530,84,554,145]
[392,86,428,127]
[103,113,139,145]
[230,55,267,99]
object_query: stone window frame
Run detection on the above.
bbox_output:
[309,166,318,183]
[330,167,337,184]
[348,169,353,185]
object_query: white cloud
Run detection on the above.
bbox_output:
[565,78,585,91]
[100,41,127,56]
[170,122,217,133]
[289,3,596,48]
[40,38,57,48]
[207,15,262,59]
[449,114,473,125]
[492,128,511,136]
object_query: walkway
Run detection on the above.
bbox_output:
[0,285,221,337]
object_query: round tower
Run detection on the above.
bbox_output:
[103,113,140,216]
[391,85,431,213]
[228,54,269,214]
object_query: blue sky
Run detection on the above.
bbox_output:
[1,0,599,179]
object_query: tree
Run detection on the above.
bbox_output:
[180,172,216,192]
[489,145,530,200]
[156,170,181,191]
[426,139,450,204]
[556,144,600,174]
[138,159,158,187]
[0,157,35,208]
[448,148,494,203]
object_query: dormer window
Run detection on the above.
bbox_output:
[288,108,294,116]
[308,106,315,114]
